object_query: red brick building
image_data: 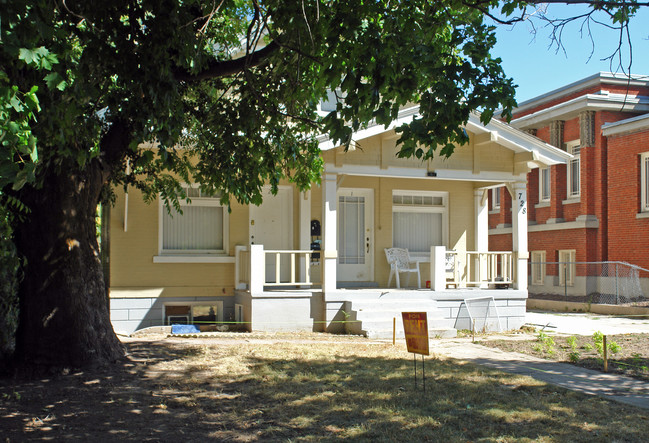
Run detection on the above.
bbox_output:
[488,72,649,298]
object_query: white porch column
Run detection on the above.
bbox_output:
[299,190,311,286]
[430,246,447,291]
[249,244,265,294]
[322,173,338,294]
[511,181,528,290]
[475,189,489,287]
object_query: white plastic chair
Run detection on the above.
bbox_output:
[384,248,421,288]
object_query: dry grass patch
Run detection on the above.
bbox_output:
[1,333,648,441]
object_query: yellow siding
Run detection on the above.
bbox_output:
[111,123,516,294]
[110,187,244,297]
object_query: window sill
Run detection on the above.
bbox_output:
[488,209,501,215]
[636,212,649,219]
[535,201,550,209]
[153,255,235,264]
[562,197,580,205]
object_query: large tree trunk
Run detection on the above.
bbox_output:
[13,158,124,371]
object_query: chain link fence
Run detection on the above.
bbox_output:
[528,261,649,305]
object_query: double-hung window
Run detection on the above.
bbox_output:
[567,141,581,198]
[641,152,649,213]
[392,191,448,256]
[539,167,551,202]
[159,185,228,255]
[530,251,546,286]
[558,249,576,286]
[491,188,501,211]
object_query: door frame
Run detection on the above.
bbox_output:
[337,187,374,282]
[249,186,294,282]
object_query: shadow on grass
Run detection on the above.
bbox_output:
[0,338,646,441]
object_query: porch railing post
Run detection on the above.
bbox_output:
[234,245,248,290]
[250,244,265,294]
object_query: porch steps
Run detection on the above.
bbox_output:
[346,298,456,340]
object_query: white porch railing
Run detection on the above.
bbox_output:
[433,247,513,289]
[235,244,314,292]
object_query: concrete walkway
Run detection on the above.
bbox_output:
[430,338,649,409]
[427,311,649,409]
[525,310,649,335]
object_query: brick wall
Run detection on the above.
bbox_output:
[490,77,649,273]
[606,128,649,269]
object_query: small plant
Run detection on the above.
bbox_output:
[566,336,580,362]
[535,331,556,356]
[592,331,621,357]
[566,336,578,350]
[583,343,594,352]
[593,331,605,355]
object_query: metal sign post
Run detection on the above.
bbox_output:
[402,312,429,391]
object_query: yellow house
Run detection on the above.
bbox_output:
[109,107,570,337]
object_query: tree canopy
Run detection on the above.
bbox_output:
[0,0,644,369]
[1,0,523,206]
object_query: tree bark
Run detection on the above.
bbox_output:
[12,158,124,371]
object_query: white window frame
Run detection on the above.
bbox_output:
[163,301,224,325]
[558,249,576,287]
[641,152,649,213]
[391,190,448,258]
[530,251,546,286]
[566,140,580,198]
[491,187,501,212]
[539,167,551,202]
[158,184,229,256]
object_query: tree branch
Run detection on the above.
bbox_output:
[174,40,280,82]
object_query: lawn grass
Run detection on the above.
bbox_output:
[1,333,648,441]
[136,334,648,441]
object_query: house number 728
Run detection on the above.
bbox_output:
[518,192,527,214]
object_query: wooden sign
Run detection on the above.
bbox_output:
[402,312,429,356]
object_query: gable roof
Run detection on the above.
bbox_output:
[318,106,571,167]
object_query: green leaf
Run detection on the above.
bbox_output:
[18,48,36,65]
[44,72,67,91]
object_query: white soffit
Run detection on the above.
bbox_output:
[466,113,571,166]
[317,106,418,151]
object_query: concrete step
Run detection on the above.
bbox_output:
[354,309,446,322]
[344,296,456,339]
[326,290,437,302]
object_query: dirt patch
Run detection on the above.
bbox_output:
[479,332,649,381]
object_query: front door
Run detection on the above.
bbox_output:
[249,186,293,282]
[337,188,374,282]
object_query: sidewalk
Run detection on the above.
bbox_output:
[429,337,649,410]
[525,310,649,335]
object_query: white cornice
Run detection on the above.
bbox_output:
[511,93,649,130]
[602,113,649,136]
[513,72,649,116]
